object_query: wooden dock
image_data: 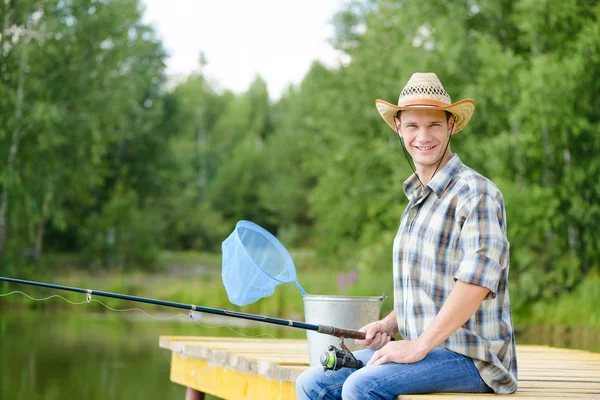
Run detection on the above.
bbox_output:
[159,336,600,399]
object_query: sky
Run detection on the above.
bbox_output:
[141,0,349,99]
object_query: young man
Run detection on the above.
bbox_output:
[296,73,517,399]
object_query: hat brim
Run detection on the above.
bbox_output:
[375,99,475,134]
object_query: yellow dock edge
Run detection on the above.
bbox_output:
[170,352,297,399]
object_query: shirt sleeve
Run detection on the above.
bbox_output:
[454,193,508,300]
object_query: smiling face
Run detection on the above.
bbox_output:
[394,109,455,183]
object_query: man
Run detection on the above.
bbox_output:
[296,73,517,399]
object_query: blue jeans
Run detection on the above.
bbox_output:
[296,347,493,399]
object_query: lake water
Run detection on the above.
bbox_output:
[0,309,304,400]
[1,309,598,399]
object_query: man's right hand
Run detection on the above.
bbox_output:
[355,319,396,350]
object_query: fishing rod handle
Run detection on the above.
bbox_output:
[333,327,367,340]
[318,325,366,340]
[319,325,396,342]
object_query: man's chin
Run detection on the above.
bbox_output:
[414,157,442,167]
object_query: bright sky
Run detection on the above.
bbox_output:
[141,0,349,99]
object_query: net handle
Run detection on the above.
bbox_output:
[293,280,307,296]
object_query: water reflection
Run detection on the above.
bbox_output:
[0,309,597,399]
[515,324,600,353]
[0,309,303,400]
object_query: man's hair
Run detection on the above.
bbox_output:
[396,110,453,122]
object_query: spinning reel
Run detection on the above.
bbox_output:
[319,339,363,371]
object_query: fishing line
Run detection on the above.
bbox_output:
[1,276,371,371]
[0,290,89,305]
[0,290,276,339]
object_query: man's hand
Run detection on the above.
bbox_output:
[367,339,429,366]
[355,319,396,350]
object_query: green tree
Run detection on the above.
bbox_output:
[0,0,167,266]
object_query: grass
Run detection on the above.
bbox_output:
[514,272,600,330]
[0,250,395,321]
[1,251,598,331]
[159,250,222,269]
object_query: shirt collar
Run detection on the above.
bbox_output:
[403,154,463,201]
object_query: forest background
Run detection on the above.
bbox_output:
[1,0,599,330]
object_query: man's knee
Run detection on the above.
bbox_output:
[341,368,395,400]
[295,366,326,399]
[295,368,312,398]
[342,371,371,400]
[296,365,351,400]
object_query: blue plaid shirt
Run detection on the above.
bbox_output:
[393,154,518,393]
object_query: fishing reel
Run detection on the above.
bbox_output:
[320,340,363,371]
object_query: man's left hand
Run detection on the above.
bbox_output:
[367,339,429,366]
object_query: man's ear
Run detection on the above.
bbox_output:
[394,117,403,136]
[448,115,456,134]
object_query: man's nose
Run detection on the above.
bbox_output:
[416,128,433,141]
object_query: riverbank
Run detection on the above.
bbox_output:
[1,251,598,332]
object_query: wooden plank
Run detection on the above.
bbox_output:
[517,353,597,358]
[519,380,600,391]
[399,387,600,399]
[163,351,307,379]
[517,370,600,378]
[182,343,309,352]
[169,352,297,400]
[517,377,600,383]
[517,388,600,394]
[519,356,600,361]
[398,395,600,399]
[161,337,600,400]
[517,356,600,361]
[516,352,595,357]
[519,363,600,368]
[519,362,600,367]
[162,335,303,342]
[161,336,308,345]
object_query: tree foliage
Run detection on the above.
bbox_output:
[1,0,599,311]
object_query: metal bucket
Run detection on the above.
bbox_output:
[303,294,385,366]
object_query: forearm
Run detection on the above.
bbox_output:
[415,280,490,352]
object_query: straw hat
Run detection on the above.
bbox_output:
[376,72,475,134]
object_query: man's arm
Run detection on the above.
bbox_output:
[368,192,507,365]
[368,280,489,365]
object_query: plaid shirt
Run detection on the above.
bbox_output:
[393,154,518,394]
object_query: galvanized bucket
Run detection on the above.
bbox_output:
[302,294,385,366]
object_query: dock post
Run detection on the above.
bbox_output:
[185,387,205,400]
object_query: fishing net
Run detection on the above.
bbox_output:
[222,220,307,306]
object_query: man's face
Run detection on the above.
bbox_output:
[394,109,454,172]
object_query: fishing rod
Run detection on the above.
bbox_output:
[0,276,367,370]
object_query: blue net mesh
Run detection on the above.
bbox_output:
[222,220,307,306]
